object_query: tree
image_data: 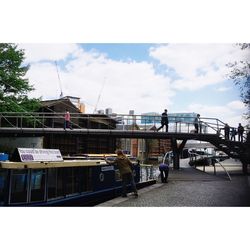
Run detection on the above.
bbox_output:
[227,43,250,119]
[0,43,40,112]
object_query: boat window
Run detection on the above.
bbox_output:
[73,168,82,194]
[65,167,92,196]
[30,169,46,202]
[48,168,56,199]
[47,167,92,199]
[10,169,28,204]
[65,167,75,195]
[76,167,92,193]
[0,169,7,205]
[48,168,63,200]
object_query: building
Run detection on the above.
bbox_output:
[141,112,160,125]
[105,108,112,115]
[115,124,140,157]
[39,97,117,155]
[138,124,172,161]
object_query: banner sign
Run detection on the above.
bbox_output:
[18,148,63,162]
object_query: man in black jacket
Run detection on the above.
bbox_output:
[157,109,169,132]
[237,123,244,142]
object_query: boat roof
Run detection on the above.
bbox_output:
[0,160,107,169]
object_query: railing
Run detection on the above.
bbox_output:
[214,159,232,181]
[188,150,232,180]
[0,112,248,141]
[140,164,158,182]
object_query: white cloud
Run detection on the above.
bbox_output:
[27,62,62,99]
[216,86,231,92]
[171,69,224,90]
[20,43,247,122]
[227,100,245,110]
[150,44,249,91]
[185,102,247,127]
[24,44,175,114]
[19,44,79,62]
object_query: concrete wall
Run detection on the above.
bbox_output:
[0,137,44,155]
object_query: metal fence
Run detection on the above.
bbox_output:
[140,164,159,182]
[0,112,248,141]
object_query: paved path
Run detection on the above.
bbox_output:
[96,166,250,207]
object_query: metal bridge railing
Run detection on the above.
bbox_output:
[0,112,248,141]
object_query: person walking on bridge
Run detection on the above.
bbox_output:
[157,109,169,132]
[104,150,138,198]
[64,109,72,130]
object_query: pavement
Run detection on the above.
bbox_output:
[96,166,250,207]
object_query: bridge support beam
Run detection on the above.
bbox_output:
[171,138,187,170]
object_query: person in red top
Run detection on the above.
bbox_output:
[64,109,72,129]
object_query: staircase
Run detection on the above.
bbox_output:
[207,136,250,174]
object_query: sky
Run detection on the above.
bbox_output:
[19,43,249,127]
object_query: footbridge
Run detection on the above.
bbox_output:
[0,112,249,173]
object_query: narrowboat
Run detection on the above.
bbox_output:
[0,150,155,206]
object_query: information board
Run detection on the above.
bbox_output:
[18,148,63,162]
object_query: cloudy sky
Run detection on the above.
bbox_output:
[19,43,249,127]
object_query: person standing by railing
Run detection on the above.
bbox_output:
[157,109,169,132]
[237,123,244,142]
[194,114,200,133]
[224,123,230,140]
[230,127,237,141]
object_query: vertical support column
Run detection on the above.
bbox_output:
[171,138,187,170]
[242,161,248,175]
[173,150,180,170]
[171,138,180,170]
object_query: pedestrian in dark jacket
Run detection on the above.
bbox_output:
[194,114,200,133]
[157,109,169,132]
[159,163,169,183]
[105,149,138,198]
[230,127,237,141]
[237,123,244,142]
[224,123,230,140]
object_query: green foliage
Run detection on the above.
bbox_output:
[227,43,250,119]
[0,43,41,112]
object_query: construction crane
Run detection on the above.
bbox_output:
[54,61,64,98]
[93,77,107,113]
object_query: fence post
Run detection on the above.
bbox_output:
[217,119,219,134]
[146,165,149,180]
[42,113,44,128]
[150,165,154,179]
[140,166,143,182]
